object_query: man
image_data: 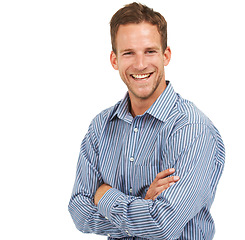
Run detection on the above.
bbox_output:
[68,2,225,239]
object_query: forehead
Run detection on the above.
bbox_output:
[116,22,162,51]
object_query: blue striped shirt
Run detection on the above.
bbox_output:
[68,82,225,239]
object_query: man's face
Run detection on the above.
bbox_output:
[110,22,171,103]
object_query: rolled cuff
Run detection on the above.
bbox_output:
[97,188,125,220]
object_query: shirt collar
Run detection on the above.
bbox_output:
[109,92,132,122]
[110,81,178,123]
[146,81,178,122]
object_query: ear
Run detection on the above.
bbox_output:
[110,51,118,70]
[163,46,171,67]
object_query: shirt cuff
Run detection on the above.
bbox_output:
[97,188,125,220]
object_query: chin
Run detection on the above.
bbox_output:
[131,90,155,100]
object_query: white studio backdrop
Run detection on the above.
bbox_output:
[0,0,244,239]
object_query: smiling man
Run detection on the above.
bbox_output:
[110,22,170,117]
[68,3,225,239]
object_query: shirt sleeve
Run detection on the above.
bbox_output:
[97,124,225,239]
[68,119,127,238]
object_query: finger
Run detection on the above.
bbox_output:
[155,168,175,180]
[146,181,176,200]
[152,186,168,200]
[152,182,176,200]
[157,176,180,186]
[145,184,166,200]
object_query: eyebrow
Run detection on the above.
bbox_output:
[120,47,161,54]
[145,47,161,51]
[120,49,134,54]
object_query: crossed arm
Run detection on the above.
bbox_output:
[69,123,223,239]
[94,168,180,206]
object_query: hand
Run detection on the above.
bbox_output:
[144,168,179,201]
[94,183,112,206]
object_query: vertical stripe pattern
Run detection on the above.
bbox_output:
[68,82,225,240]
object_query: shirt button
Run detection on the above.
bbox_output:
[134,127,138,133]
[130,157,134,162]
[129,188,133,193]
[105,216,108,220]
[107,234,110,237]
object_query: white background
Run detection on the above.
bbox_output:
[0,0,244,239]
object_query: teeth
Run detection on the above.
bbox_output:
[132,73,151,79]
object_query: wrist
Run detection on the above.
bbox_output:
[94,184,112,206]
[97,188,125,220]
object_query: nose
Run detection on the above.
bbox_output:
[133,53,147,71]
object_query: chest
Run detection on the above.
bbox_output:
[98,117,175,197]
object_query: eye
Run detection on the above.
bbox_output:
[123,52,133,56]
[146,50,157,54]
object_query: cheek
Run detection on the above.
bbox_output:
[118,68,128,83]
[117,61,131,76]
[151,54,164,65]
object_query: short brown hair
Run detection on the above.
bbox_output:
[110,2,167,54]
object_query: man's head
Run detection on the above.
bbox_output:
[109,3,171,115]
[110,2,167,54]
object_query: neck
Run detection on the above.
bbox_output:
[130,98,154,117]
[129,81,167,118]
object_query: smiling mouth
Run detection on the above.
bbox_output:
[131,73,153,80]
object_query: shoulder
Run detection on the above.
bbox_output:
[167,94,225,164]
[171,94,215,135]
[89,100,121,136]
[176,94,210,124]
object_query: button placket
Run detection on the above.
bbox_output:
[134,127,138,133]
[129,120,140,163]
[129,124,138,163]
[128,117,142,196]
[130,157,134,162]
